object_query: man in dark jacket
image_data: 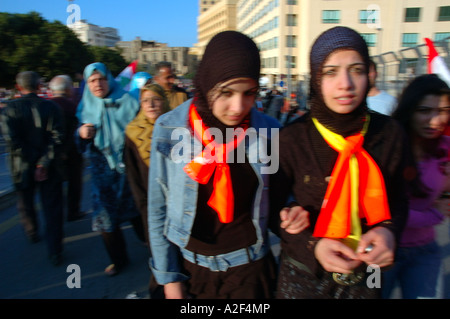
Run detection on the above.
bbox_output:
[49,75,85,222]
[1,71,65,265]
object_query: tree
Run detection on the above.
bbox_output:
[0,12,128,87]
[43,20,93,78]
[86,46,128,77]
[0,12,91,87]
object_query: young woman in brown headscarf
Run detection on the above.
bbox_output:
[147,31,307,299]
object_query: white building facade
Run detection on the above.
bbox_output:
[68,20,121,47]
[237,0,450,90]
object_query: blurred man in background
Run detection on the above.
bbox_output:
[153,62,187,109]
[49,75,85,222]
[1,71,65,265]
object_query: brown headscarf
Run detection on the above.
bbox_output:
[193,31,260,131]
[125,83,170,166]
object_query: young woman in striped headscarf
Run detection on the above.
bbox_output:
[271,26,409,299]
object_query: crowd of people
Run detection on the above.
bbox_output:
[0,27,449,299]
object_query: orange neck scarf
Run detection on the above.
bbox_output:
[312,116,391,240]
[183,103,248,223]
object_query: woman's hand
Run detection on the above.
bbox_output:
[164,282,187,299]
[356,227,395,268]
[79,123,96,140]
[314,238,361,274]
[280,206,310,234]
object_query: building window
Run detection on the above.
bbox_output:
[286,35,297,48]
[405,8,421,22]
[359,10,370,24]
[359,9,380,25]
[402,33,418,47]
[435,32,450,42]
[287,14,297,26]
[264,56,278,69]
[322,10,340,24]
[438,6,450,21]
[285,56,296,68]
[361,33,377,47]
[260,37,278,51]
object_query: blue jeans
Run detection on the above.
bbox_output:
[382,241,442,299]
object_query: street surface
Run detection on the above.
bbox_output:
[0,168,152,299]
[0,137,448,299]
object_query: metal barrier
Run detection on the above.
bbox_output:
[271,37,449,112]
[371,36,450,97]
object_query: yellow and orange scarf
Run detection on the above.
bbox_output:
[183,103,249,223]
[312,116,391,246]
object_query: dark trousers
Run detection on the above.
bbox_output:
[101,215,145,268]
[16,176,64,256]
[64,149,83,219]
[182,252,277,299]
[101,228,128,269]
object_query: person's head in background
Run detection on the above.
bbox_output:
[393,74,450,196]
[393,74,449,142]
[139,83,170,121]
[84,63,114,99]
[16,71,41,94]
[49,75,73,97]
[154,62,176,91]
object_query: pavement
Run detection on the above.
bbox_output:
[0,136,152,299]
[0,144,15,212]
[0,141,281,300]
[0,134,449,300]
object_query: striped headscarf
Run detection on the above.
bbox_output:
[309,26,370,136]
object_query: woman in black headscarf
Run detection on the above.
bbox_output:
[270,26,409,298]
[147,31,306,299]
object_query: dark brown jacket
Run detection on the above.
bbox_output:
[1,93,64,189]
[270,111,410,276]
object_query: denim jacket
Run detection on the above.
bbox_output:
[148,99,281,285]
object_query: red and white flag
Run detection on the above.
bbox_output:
[115,60,138,91]
[425,38,450,86]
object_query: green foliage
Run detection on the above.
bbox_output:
[183,72,196,80]
[86,46,128,77]
[0,12,127,87]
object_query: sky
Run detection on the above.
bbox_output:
[0,0,199,47]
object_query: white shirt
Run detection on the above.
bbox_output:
[367,91,397,116]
